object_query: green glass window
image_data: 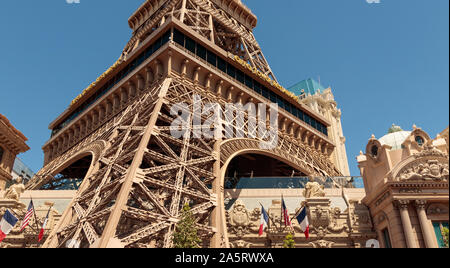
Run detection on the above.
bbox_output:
[433,222,449,248]
[382,228,392,248]
[415,136,425,146]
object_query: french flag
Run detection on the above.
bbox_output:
[0,210,19,243]
[258,205,270,236]
[38,207,51,242]
[296,207,309,239]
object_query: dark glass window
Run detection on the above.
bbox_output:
[415,136,425,146]
[173,28,185,46]
[207,50,217,66]
[284,101,292,113]
[0,146,4,164]
[298,110,304,121]
[371,145,378,157]
[261,87,269,98]
[276,97,284,109]
[185,36,196,54]
[236,70,245,84]
[161,30,171,44]
[153,37,162,52]
[244,75,253,89]
[269,91,277,103]
[254,81,262,94]
[196,44,207,60]
[305,114,311,125]
[382,228,392,248]
[217,57,227,73]
[227,64,236,79]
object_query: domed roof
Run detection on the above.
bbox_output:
[378,124,411,150]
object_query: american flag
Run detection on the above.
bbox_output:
[281,196,291,227]
[20,200,34,232]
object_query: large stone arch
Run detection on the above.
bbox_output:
[216,137,338,247]
[27,140,107,190]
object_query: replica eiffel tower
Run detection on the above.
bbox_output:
[27,0,342,248]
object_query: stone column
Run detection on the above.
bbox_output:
[415,200,437,248]
[398,200,418,248]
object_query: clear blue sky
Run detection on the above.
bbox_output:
[0,0,448,176]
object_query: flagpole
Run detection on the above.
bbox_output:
[30,197,40,233]
[259,202,278,231]
[37,204,52,246]
[280,195,283,232]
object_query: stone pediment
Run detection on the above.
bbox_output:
[387,145,449,182]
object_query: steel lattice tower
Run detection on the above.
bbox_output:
[28,0,342,248]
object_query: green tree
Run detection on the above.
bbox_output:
[283,233,295,248]
[172,203,202,248]
[443,227,449,248]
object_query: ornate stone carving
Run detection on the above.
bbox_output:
[3,176,25,202]
[303,182,326,198]
[427,204,449,215]
[309,240,334,248]
[397,160,449,182]
[230,240,252,248]
[397,200,410,210]
[375,191,390,207]
[414,200,427,210]
[226,201,260,238]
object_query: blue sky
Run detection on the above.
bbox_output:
[0,0,448,176]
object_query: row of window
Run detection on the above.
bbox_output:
[52,27,328,137]
[173,28,328,136]
[52,30,172,137]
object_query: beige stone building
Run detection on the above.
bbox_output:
[0,114,30,190]
[289,79,350,176]
[0,0,447,249]
[358,125,449,248]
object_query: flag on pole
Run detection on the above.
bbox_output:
[0,210,19,243]
[296,206,309,239]
[20,200,35,232]
[281,196,291,227]
[258,205,270,236]
[38,207,51,242]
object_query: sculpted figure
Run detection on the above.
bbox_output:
[441,164,449,180]
[303,182,326,198]
[403,167,423,181]
[3,176,26,201]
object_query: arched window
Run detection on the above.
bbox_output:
[415,136,425,146]
[371,145,379,157]
[0,146,4,164]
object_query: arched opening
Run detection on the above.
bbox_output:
[224,153,307,189]
[40,155,93,190]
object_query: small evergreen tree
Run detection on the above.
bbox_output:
[172,203,202,248]
[283,233,295,248]
[443,227,449,248]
